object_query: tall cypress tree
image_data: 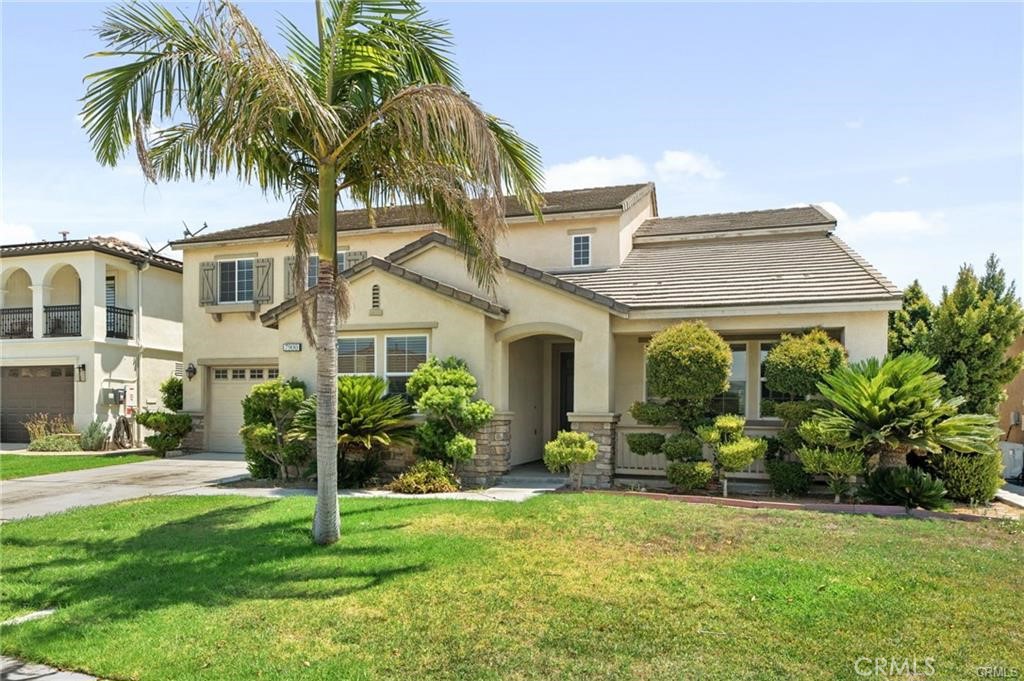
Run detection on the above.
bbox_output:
[888,280,934,356]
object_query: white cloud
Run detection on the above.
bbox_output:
[893,176,911,185]
[100,230,150,248]
[845,119,864,129]
[653,150,724,181]
[0,222,37,244]
[818,201,944,240]
[543,154,648,191]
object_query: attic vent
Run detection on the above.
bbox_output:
[371,284,381,309]
[174,362,184,377]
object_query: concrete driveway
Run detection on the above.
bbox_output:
[0,452,248,521]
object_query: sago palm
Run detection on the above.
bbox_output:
[810,353,999,469]
[81,0,543,544]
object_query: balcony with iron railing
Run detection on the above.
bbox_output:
[106,305,134,339]
[0,307,33,339]
[44,304,82,337]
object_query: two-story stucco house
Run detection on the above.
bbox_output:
[171,183,902,487]
[0,237,183,442]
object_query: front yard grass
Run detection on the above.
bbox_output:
[1,494,1021,680]
[0,453,156,480]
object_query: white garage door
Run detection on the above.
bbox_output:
[207,366,278,453]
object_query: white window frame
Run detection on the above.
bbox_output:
[384,334,429,395]
[218,258,255,303]
[571,234,591,268]
[337,336,377,376]
[307,251,351,290]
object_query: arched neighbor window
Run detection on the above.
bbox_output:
[371,284,381,309]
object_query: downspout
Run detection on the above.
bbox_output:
[135,260,149,443]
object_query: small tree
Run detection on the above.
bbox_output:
[626,321,732,461]
[240,378,308,480]
[407,357,494,468]
[543,431,598,490]
[135,411,192,457]
[888,280,934,356]
[696,415,767,497]
[797,446,863,503]
[159,376,183,411]
[764,329,846,399]
[928,255,1024,415]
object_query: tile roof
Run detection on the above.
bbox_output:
[561,232,901,310]
[0,236,182,272]
[635,205,835,240]
[173,183,655,246]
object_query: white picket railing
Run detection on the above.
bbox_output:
[615,422,785,478]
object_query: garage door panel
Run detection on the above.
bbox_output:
[0,365,75,442]
[207,366,277,453]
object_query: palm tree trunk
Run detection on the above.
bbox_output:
[876,447,907,470]
[312,164,341,545]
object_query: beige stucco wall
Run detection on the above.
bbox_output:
[999,334,1024,444]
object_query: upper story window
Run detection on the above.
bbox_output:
[306,252,349,289]
[105,276,116,307]
[571,234,591,267]
[218,259,254,303]
[337,337,376,375]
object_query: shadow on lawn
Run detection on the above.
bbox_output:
[3,498,443,625]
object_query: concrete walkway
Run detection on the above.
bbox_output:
[997,482,1024,509]
[1,656,96,680]
[0,452,248,521]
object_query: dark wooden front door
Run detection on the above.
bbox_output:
[558,351,574,432]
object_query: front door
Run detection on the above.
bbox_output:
[558,351,574,432]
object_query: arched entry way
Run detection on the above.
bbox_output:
[502,326,580,465]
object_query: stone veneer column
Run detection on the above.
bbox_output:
[568,412,619,489]
[459,411,513,488]
[180,411,205,451]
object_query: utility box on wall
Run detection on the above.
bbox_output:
[103,388,126,405]
[999,441,1023,480]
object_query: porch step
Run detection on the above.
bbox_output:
[495,476,568,488]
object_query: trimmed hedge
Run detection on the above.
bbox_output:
[929,449,1003,503]
[667,461,714,491]
[27,434,82,452]
[764,329,846,398]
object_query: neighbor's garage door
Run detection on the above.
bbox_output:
[207,366,278,452]
[0,365,75,443]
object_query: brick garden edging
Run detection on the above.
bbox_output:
[581,489,988,523]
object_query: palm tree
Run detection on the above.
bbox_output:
[81,0,543,544]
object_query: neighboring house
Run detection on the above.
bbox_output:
[999,334,1024,445]
[0,237,183,442]
[170,183,902,486]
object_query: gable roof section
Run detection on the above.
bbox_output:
[173,183,655,247]
[561,231,901,310]
[386,232,630,316]
[1,236,183,273]
[635,205,835,241]
[260,256,508,328]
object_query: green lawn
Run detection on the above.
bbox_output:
[0,453,156,480]
[1,494,1021,681]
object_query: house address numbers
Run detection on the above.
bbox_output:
[282,342,302,352]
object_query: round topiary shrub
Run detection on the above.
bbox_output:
[662,433,702,461]
[667,461,714,491]
[543,430,598,490]
[928,449,1003,503]
[764,329,846,398]
[645,321,732,404]
[625,432,666,456]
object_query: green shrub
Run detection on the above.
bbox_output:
[388,459,459,494]
[860,467,950,510]
[27,434,82,452]
[797,447,863,502]
[628,401,679,427]
[666,461,714,491]
[774,400,820,428]
[765,460,811,496]
[662,433,702,462]
[645,321,732,401]
[407,357,493,470]
[764,329,846,398]
[135,411,193,457]
[79,419,110,451]
[626,432,665,456]
[928,449,1003,503]
[241,378,309,480]
[159,376,183,411]
[543,431,598,490]
[697,415,767,497]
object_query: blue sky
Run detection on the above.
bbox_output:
[2,2,1021,299]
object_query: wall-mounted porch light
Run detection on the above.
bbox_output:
[185,363,198,381]
[76,363,87,382]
